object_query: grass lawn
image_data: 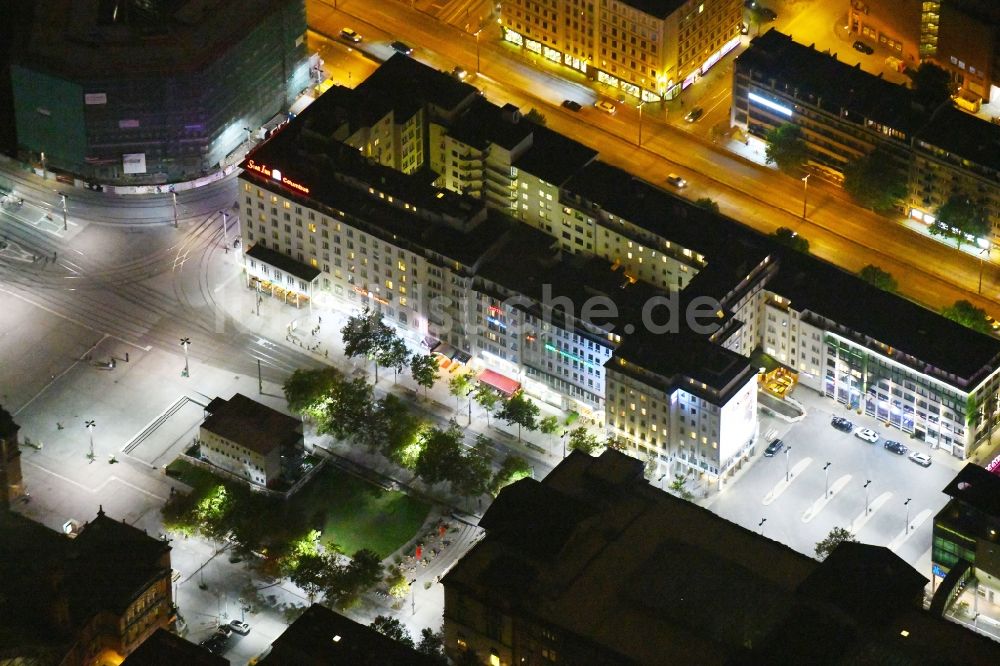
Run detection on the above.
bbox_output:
[290,466,431,559]
[165,459,219,494]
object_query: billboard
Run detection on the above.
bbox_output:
[122,153,146,175]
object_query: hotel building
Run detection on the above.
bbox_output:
[499,0,743,100]
[239,55,1000,490]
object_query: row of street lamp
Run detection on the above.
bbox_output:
[766,455,916,536]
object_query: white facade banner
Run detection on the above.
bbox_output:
[122,153,147,175]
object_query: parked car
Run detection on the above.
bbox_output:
[200,636,227,655]
[763,438,784,457]
[229,620,251,635]
[854,428,879,443]
[595,100,617,114]
[214,625,233,638]
[561,99,583,112]
[339,28,362,43]
[909,452,932,467]
[451,66,468,80]
[684,107,704,123]
[883,440,907,455]
[758,6,777,21]
[391,41,414,55]
[986,315,1000,330]
[853,40,874,55]
[666,173,688,188]
[831,416,854,432]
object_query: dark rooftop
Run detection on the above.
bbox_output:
[354,53,481,119]
[201,393,302,456]
[246,244,320,284]
[259,603,441,665]
[941,463,1000,516]
[445,452,1000,665]
[617,0,687,18]
[736,29,927,138]
[915,104,1000,173]
[16,0,296,79]
[0,404,19,439]
[122,628,228,666]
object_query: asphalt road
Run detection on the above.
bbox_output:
[310,0,1000,317]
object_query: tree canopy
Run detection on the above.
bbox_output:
[410,353,439,395]
[370,615,414,647]
[341,306,403,382]
[815,527,857,561]
[842,148,907,212]
[857,265,898,293]
[490,454,532,496]
[930,195,989,249]
[524,108,548,126]
[283,367,342,418]
[941,299,991,334]
[567,426,600,455]
[764,123,808,174]
[497,392,540,441]
[771,227,809,253]
[911,62,953,111]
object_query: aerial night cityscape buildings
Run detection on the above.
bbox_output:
[7,0,1000,663]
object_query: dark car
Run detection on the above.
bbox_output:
[200,636,227,655]
[758,6,777,21]
[831,416,854,432]
[391,41,414,56]
[684,106,704,123]
[853,40,874,55]
[561,99,583,112]
[884,440,908,455]
[763,438,784,457]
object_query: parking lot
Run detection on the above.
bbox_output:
[710,387,965,571]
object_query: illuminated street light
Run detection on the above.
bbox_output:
[409,578,417,615]
[801,174,810,220]
[822,461,832,498]
[180,337,191,377]
[863,479,872,515]
[60,193,68,232]
[85,419,96,461]
[904,497,912,534]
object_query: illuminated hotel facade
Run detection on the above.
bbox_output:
[240,56,1000,489]
[499,0,743,100]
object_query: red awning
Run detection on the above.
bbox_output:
[477,369,521,397]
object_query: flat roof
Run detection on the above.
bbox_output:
[201,393,301,456]
[15,0,295,79]
[122,629,228,666]
[941,463,1000,516]
[246,243,320,283]
[916,105,1000,173]
[617,0,687,18]
[736,29,926,137]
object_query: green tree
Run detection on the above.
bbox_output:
[449,371,476,421]
[567,426,599,455]
[283,367,342,418]
[379,394,425,466]
[669,473,694,501]
[379,336,410,384]
[490,454,532,496]
[454,434,493,498]
[694,197,720,213]
[416,628,448,664]
[524,107,547,126]
[289,551,333,603]
[341,306,398,382]
[764,123,808,174]
[857,265,898,293]
[370,615,415,647]
[911,62,953,110]
[415,422,467,486]
[325,548,384,609]
[317,376,374,441]
[930,195,989,250]
[941,299,992,334]
[842,148,907,212]
[497,392,540,442]
[474,384,501,427]
[539,415,560,436]
[814,526,857,561]
[771,226,810,253]
[410,353,439,396]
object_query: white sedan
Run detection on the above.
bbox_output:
[854,428,879,443]
[909,452,932,467]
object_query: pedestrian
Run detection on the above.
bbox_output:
[53,251,57,261]
[318,316,322,324]
[324,350,328,358]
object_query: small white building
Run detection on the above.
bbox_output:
[199,393,302,487]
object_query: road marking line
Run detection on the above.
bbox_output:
[23,459,167,502]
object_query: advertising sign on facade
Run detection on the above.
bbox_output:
[122,153,147,175]
[84,93,107,105]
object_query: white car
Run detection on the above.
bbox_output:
[666,174,687,188]
[854,428,879,443]
[909,452,932,467]
[595,100,617,115]
[340,28,362,43]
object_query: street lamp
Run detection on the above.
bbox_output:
[40,151,46,179]
[801,174,810,220]
[822,461,832,498]
[637,100,646,147]
[409,578,417,616]
[863,479,872,515]
[978,240,991,295]
[758,517,767,534]
[465,388,474,425]
[475,28,483,73]
[561,429,569,459]
[172,191,178,228]
[85,419,95,461]
[220,210,229,251]
[180,337,191,377]
[904,497,912,534]
[60,193,68,232]
[784,445,792,483]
